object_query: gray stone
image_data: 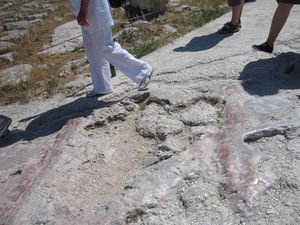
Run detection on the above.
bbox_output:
[29,19,43,25]
[142,154,160,167]
[3,21,29,31]
[121,100,139,112]
[59,58,87,77]
[42,4,55,9]
[136,115,184,140]
[42,4,56,12]
[190,126,219,142]
[114,27,141,43]
[168,0,181,7]
[180,103,219,126]
[0,41,13,53]
[0,30,27,41]
[0,52,14,63]
[174,4,198,12]
[180,184,215,209]
[19,8,35,14]
[163,24,177,33]
[44,7,55,12]
[25,13,45,21]
[2,18,15,23]
[23,2,39,8]
[0,10,13,17]
[287,139,300,160]
[158,135,188,153]
[38,64,49,70]
[42,20,82,54]
[0,64,32,84]
[64,74,91,89]
[0,11,12,17]
[132,20,151,26]
[2,2,13,8]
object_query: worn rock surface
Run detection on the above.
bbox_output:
[42,20,83,55]
[0,64,32,84]
[0,0,56,60]
[0,1,299,225]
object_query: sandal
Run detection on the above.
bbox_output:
[218,22,240,34]
[252,42,273,53]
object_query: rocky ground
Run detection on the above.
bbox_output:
[0,0,300,225]
[0,0,56,62]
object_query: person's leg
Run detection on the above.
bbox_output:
[231,3,244,25]
[238,1,244,25]
[85,0,152,91]
[218,0,243,34]
[100,27,152,85]
[266,3,294,46]
[252,3,294,53]
[82,27,113,94]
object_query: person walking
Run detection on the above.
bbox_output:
[252,0,300,53]
[69,0,153,97]
[218,0,245,34]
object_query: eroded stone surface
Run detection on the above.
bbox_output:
[0,41,13,53]
[0,64,32,84]
[3,21,29,31]
[42,20,83,54]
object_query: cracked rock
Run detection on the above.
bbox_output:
[0,64,32,84]
[136,115,184,140]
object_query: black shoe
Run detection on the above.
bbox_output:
[110,63,116,78]
[252,42,273,53]
[218,22,240,34]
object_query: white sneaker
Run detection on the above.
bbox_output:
[86,90,112,98]
[138,65,153,91]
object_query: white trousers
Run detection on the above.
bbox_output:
[81,19,150,93]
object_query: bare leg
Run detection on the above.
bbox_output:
[231,3,244,25]
[238,2,244,23]
[266,3,293,46]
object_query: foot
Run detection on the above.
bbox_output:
[138,65,153,91]
[252,42,273,53]
[227,20,241,28]
[218,22,240,34]
[86,90,112,98]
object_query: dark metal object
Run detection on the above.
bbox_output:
[109,0,127,8]
[0,115,12,138]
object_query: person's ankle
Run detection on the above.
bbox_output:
[230,21,239,26]
[266,41,274,47]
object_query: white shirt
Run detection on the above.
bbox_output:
[68,0,114,27]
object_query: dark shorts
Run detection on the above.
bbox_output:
[277,0,300,4]
[228,0,244,6]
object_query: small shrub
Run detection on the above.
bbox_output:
[133,39,161,58]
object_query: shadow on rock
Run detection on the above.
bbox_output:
[173,32,232,52]
[0,97,122,147]
[239,52,300,96]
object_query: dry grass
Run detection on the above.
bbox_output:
[0,0,228,105]
[116,0,228,57]
[0,51,84,105]
[10,1,74,62]
[0,0,82,105]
